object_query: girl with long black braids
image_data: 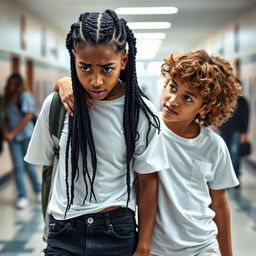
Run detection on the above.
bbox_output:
[25,9,168,256]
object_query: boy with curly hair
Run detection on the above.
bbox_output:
[150,49,240,256]
[55,49,240,255]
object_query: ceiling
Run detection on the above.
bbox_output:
[13,0,256,60]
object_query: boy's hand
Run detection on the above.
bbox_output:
[240,133,247,143]
[55,76,74,115]
[54,76,93,115]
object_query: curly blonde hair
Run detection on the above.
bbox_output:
[161,49,241,127]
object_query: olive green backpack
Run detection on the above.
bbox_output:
[42,92,66,241]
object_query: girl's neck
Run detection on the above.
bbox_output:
[103,80,125,101]
[164,119,200,139]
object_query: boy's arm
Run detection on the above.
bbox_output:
[209,189,233,256]
[134,172,158,256]
[54,76,93,114]
[54,76,74,115]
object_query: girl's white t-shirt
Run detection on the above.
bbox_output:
[25,93,169,220]
[151,116,239,256]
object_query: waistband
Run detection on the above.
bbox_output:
[75,207,134,221]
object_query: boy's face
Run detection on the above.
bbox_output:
[73,43,128,100]
[162,78,207,125]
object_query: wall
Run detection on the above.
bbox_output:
[0,0,69,68]
[0,0,69,179]
[0,0,69,95]
[199,5,256,163]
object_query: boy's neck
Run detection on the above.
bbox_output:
[163,119,200,139]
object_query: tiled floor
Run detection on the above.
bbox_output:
[0,161,256,256]
[0,176,45,256]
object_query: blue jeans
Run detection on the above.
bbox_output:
[44,207,138,256]
[9,137,40,198]
[221,132,241,178]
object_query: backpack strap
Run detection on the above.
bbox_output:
[49,92,66,158]
[42,92,66,242]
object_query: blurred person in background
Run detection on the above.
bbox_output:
[219,81,249,187]
[0,95,3,154]
[3,72,40,209]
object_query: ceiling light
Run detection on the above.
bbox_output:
[128,22,171,30]
[116,7,178,15]
[134,33,166,40]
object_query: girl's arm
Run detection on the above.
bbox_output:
[209,189,233,256]
[4,113,33,142]
[134,172,158,256]
[3,117,8,135]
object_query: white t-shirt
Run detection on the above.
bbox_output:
[151,115,239,256]
[25,93,168,220]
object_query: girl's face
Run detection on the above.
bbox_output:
[73,43,128,100]
[162,78,209,126]
[8,78,18,92]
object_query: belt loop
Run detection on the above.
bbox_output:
[104,212,110,230]
[69,216,75,228]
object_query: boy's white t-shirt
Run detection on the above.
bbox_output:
[25,93,168,220]
[151,116,239,256]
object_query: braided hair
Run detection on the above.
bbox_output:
[64,9,160,216]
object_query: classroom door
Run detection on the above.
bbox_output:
[11,55,20,73]
[26,59,34,93]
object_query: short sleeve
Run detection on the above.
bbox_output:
[24,93,55,166]
[20,91,35,113]
[133,101,169,174]
[208,138,239,189]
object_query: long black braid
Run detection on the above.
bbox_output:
[64,10,161,216]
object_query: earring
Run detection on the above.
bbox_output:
[121,63,126,70]
[194,114,206,125]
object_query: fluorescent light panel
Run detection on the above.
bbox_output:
[116,7,178,15]
[134,33,166,40]
[128,22,171,30]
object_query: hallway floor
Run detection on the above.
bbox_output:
[0,161,256,256]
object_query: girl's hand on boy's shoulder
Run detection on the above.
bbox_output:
[55,76,93,116]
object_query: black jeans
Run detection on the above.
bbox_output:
[44,207,137,256]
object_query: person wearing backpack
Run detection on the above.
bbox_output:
[24,10,168,256]
[3,72,41,209]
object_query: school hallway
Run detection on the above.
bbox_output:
[0,156,255,256]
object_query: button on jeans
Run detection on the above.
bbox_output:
[44,207,138,256]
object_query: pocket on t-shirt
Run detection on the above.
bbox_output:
[190,159,212,184]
